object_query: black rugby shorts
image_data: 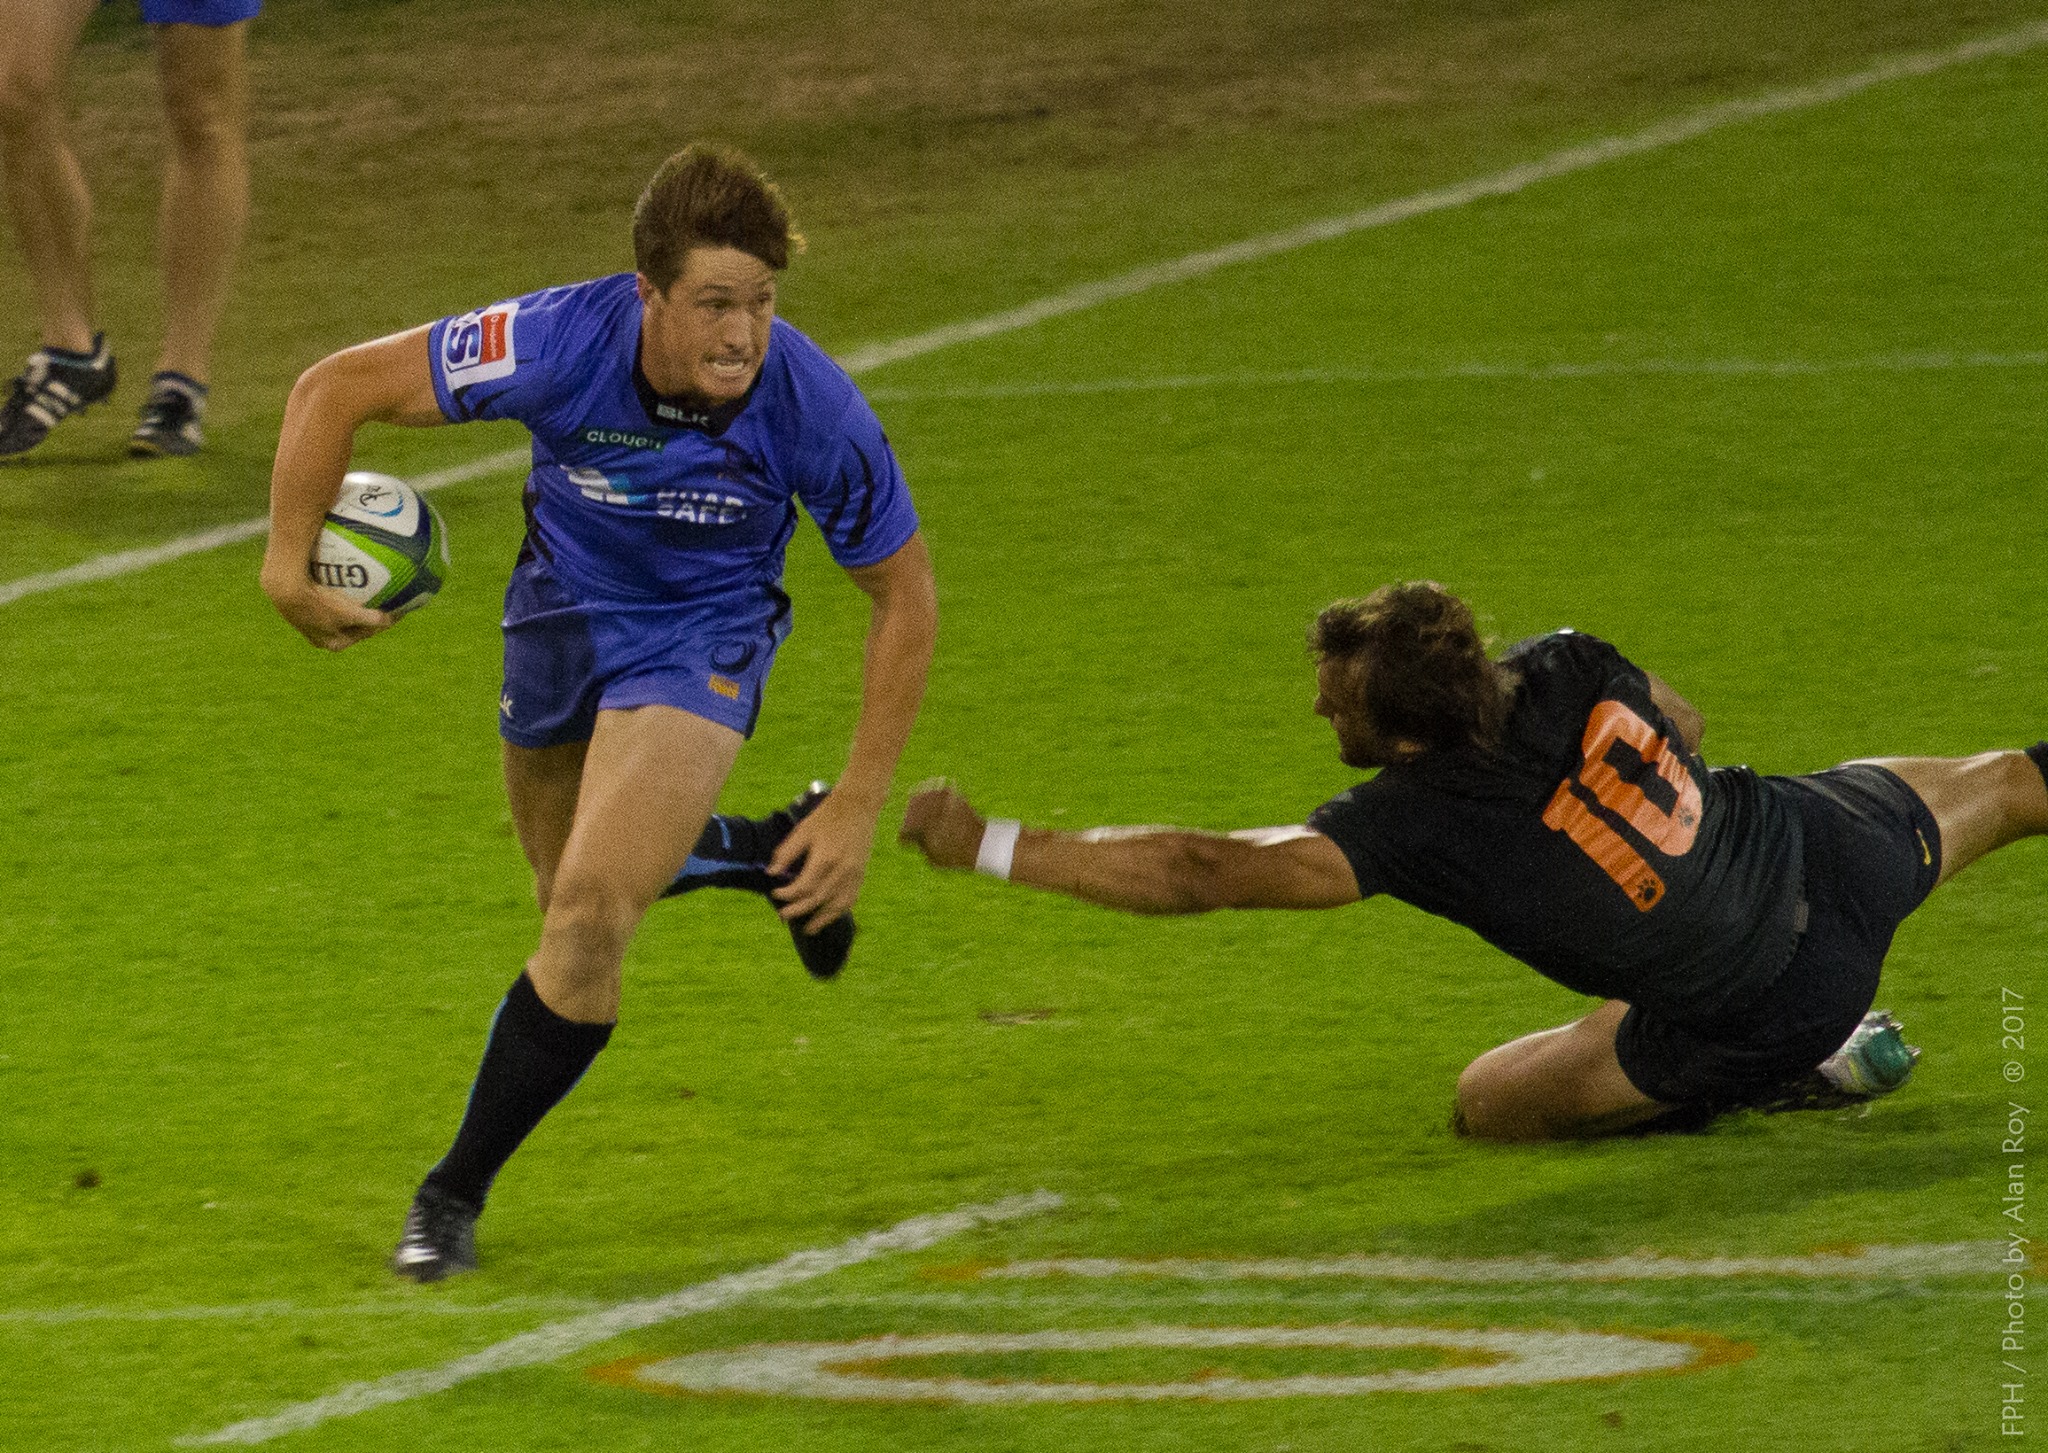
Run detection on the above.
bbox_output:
[1614,763,1942,1106]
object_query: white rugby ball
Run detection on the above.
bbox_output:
[312,471,449,615]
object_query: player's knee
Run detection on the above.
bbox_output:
[159,94,242,161]
[1993,749,2048,830]
[1452,1060,1522,1142]
[540,873,644,964]
[1454,1056,1588,1143]
[0,64,64,138]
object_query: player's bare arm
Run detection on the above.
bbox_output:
[771,530,938,930]
[1644,671,1703,753]
[900,780,1361,914]
[260,325,445,651]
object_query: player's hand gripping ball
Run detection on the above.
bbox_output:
[312,471,449,615]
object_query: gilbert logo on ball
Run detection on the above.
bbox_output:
[312,471,449,615]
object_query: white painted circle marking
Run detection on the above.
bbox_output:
[617,1323,1714,1403]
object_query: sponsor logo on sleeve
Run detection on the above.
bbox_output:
[708,675,742,700]
[441,301,519,387]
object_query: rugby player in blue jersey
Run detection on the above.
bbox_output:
[902,582,2048,1141]
[260,146,937,1279]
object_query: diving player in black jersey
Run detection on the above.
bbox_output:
[899,582,2048,1141]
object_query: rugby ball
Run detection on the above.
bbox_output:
[312,471,448,615]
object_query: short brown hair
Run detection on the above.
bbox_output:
[1309,582,1508,754]
[632,144,803,290]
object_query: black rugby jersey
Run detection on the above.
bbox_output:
[1309,632,1804,1022]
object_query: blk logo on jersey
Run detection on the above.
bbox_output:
[653,399,718,429]
[441,302,519,387]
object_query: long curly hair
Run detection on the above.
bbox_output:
[1309,582,1508,754]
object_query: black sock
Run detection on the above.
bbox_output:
[421,973,613,1209]
[2027,742,2048,793]
[149,370,208,401]
[45,335,108,367]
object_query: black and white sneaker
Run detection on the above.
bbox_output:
[662,781,857,979]
[128,371,208,458]
[391,1184,480,1282]
[0,336,117,458]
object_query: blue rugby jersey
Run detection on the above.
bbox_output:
[426,273,918,619]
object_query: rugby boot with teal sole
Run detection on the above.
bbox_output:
[1817,1010,1920,1096]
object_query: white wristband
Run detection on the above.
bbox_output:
[975,818,1022,879]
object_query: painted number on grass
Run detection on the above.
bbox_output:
[1541,700,1702,911]
[596,1324,1732,1403]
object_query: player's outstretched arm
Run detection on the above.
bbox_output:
[770,532,939,930]
[900,781,1362,915]
[261,325,448,652]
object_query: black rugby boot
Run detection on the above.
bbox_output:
[129,372,208,457]
[663,781,857,979]
[391,1184,480,1282]
[0,337,117,458]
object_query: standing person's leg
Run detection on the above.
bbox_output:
[0,0,99,353]
[132,17,249,456]
[395,707,742,1280]
[0,0,116,459]
[1850,747,2048,887]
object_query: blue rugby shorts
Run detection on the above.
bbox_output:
[141,0,262,24]
[498,554,787,748]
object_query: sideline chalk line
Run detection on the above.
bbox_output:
[0,448,526,610]
[769,1280,1977,1313]
[0,1295,606,1327]
[4,19,2045,613]
[970,1242,2000,1283]
[834,17,2048,374]
[16,1238,1989,1329]
[176,1189,1060,1448]
[863,349,2048,404]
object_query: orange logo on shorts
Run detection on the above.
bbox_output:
[709,674,741,700]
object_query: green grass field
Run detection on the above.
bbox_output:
[1,3,2043,1449]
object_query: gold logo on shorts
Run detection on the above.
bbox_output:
[709,674,741,700]
[1916,830,1932,866]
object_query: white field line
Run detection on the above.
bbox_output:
[862,349,2048,404]
[10,1243,1982,1330]
[835,19,2048,374]
[0,1296,604,1327]
[766,1281,1978,1312]
[0,447,527,610]
[5,20,2046,613]
[176,1189,1061,1448]
[977,1243,1999,1283]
